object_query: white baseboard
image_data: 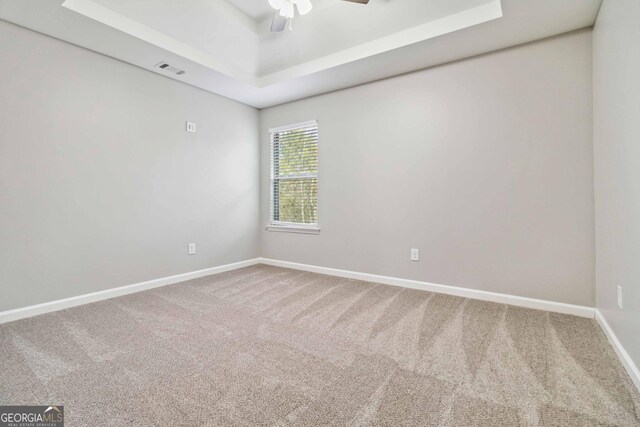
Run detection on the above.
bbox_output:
[258,258,595,318]
[0,258,260,325]
[595,309,640,392]
[0,256,596,323]
[7,256,634,391]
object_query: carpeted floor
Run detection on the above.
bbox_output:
[1,265,639,426]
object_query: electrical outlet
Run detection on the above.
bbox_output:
[410,248,420,262]
[617,285,623,309]
[188,243,196,255]
[186,121,197,133]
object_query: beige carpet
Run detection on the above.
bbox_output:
[1,265,639,426]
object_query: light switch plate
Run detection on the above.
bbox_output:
[617,285,623,309]
[186,121,196,133]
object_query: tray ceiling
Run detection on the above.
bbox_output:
[0,0,601,108]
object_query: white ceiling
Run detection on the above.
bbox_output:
[226,0,274,22]
[0,0,601,108]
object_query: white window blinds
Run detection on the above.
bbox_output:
[270,120,318,226]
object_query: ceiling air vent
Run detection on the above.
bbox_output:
[154,62,186,76]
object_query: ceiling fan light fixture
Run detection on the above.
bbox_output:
[285,1,295,18]
[268,0,285,10]
[295,0,313,16]
[270,0,365,32]
[270,0,311,20]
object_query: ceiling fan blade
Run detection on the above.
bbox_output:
[270,12,287,32]
[342,0,369,3]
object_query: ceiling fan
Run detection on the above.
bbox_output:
[269,0,369,32]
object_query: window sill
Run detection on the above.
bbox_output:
[265,224,321,235]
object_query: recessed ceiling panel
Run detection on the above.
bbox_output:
[0,0,601,108]
[58,0,503,85]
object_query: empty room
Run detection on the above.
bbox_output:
[1,0,639,425]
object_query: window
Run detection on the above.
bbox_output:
[268,120,319,234]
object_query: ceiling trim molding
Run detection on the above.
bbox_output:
[1,0,599,108]
[61,0,258,85]
[61,0,502,88]
[257,0,503,87]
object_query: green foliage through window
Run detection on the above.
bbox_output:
[271,122,318,224]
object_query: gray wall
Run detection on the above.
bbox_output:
[0,21,597,314]
[593,0,640,367]
[0,21,260,312]
[260,30,595,306]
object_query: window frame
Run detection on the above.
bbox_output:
[267,120,320,234]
